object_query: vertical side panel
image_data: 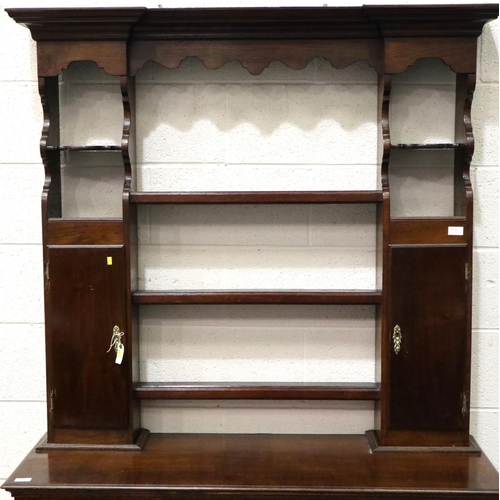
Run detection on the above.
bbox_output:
[378,73,392,440]
[122,72,142,437]
[40,75,61,219]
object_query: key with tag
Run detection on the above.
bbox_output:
[115,342,125,365]
[107,325,125,365]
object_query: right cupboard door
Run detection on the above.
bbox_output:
[387,244,469,446]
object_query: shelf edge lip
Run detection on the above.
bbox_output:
[391,143,464,150]
[132,290,383,305]
[390,216,467,222]
[129,191,383,204]
[46,145,123,151]
[7,5,498,43]
[48,217,123,222]
[134,382,381,400]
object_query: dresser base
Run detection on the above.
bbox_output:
[2,432,498,500]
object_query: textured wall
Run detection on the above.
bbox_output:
[0,1,498,494]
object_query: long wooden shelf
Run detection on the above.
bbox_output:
[134,382,381,400]
[46,145,122,152]
[3,433,498,500]
[391,143,465,150]
[132,290,383,305]
[129,191,383,204]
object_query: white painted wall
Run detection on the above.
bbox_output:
[0,1,498,495]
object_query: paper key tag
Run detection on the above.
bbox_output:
[115,343,124,365]
[448,226,464,236]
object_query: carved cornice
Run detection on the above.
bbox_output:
[6,5,498,76]
[6,8,146,41]
[132,8,378,40]
[7,5,498,42]
[365,4,499,38]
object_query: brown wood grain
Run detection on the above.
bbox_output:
[378,73,392,445]
[132,290,383,305]
[384,38,478,74]
[390,218,468,245]
[47,246,130,438]
[37,41,127,76]
[5,8,145,41]
[4,5,499,489]
[47,219,124,245]
[134,382,381,400]
[367,430,481,455]
[386,245,469,446]
[130,191,383,204]
[3,433,498,499]
[130,39,382,76]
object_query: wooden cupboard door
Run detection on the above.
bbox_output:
[388,245,468,433]
[48,246,129,429]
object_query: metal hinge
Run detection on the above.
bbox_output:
[49,390,55,417]
[465,262,471,281]
[462,392,467,418]
[44,261,50,288]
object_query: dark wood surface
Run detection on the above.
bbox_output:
[46,145,122,151]
[37,40,128,77]
[40,77,61,219]
[4,8,146,41]
[133,7,379,39]
[367,431,482,456]
[130,191,383,204]
[386,245,469,446]
[47,219,123,245]
[4,5,499,496]
[3,433,498,500]
[391,143,463,150]
[7,5,498,77]
[367,5,498,37]
[389,218,468,245]
[383,37,479,74]
[9,5,496,41]
[134,382,381,400]
[47,247,129,437]
[130,39,383,76]
[132,290,383,305]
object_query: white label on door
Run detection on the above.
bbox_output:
[115,343,124,365]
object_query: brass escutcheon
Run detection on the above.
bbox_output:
[393,325,402,354]
[107,325,124,354]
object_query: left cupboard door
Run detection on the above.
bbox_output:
[47,246,129,433]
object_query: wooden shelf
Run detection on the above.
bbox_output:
[391,143,465,150]
[3,433,498,500]
[129,191,383,204]
[135,382,381,400]
[46,145,122,152]
[132,290,383,305]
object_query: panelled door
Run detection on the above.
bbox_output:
[388,245,469,440]
[47,246,129,430]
